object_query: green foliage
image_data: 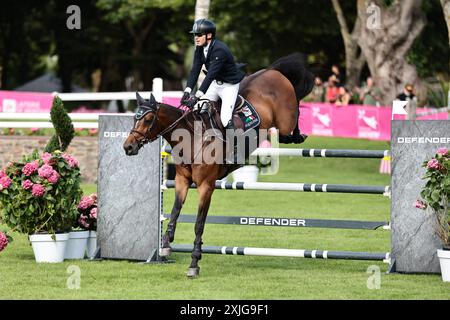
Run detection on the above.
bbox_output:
[44,96,74,153]
[0,150,82,236]
[417,148,450,246]
[426,79,449,108]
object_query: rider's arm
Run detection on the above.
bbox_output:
[186,47,203,91]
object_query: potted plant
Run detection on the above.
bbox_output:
[76,193,97,258]
[0,150,83,262]
[415,147,450,281]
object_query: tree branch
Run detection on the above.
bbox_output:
[331,0,350,43]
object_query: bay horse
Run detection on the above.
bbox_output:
[123,53,314,277]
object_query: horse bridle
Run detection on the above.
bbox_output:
[130,103,160,147]
[130,103,193,148]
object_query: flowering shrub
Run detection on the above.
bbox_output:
[76,193,97,231]
[415,147,450,246]
[0,150,83,236]
[0,230,12,252]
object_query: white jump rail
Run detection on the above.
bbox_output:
[0,113,104,129]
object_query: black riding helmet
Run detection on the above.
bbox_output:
[189,19,216,38]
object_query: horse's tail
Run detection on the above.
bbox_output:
[268,53,315,104]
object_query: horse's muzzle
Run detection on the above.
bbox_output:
[123,142,139,156]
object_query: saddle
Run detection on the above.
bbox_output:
[197,95,261,134]
[194,96,261,165]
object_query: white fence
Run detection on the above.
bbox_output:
[0,78,183,129]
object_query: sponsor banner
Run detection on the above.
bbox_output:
[299,103,448,141]
[0,91,54,112]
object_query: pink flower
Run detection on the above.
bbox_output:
[47,171,60,184]
[0,232,8,252]
[89,129,98,135]
[437,147,449,157]
[89,193,97,203]
[22,160,39,176]
[38,164,54,179]
[22,179,34,190]
[414,200,427,210]
[31,127,39,133]
[62,154,79,168]
[41,152,53,164]
[78,195,94,210]
[78,216,90,229]
[0,171,5,179]
[31,184,45,197]
[426,159,441,170]
[0,176,11,190]
[89,207,97,219]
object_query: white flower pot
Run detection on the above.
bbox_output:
[86,230,97,258]
[65,230,89,259]
[232,165,259,182]
[437,249,450,282]
[29,233,69,263]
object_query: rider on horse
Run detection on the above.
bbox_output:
[181,19,245,133]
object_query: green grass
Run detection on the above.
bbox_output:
[1,136,449,299]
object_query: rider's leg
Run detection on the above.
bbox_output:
[218,82,240,128]
[198,81,220,113]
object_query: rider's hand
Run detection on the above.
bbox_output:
[185,95,199,109]
[180,91,190,105]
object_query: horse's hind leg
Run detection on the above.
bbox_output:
[160,174,190,256]
[187,180,215,278]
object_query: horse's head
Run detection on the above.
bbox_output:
[123,92,160,156]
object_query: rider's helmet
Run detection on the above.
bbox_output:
[189,19,216,38]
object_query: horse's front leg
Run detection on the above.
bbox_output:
[160,174,190,257]
[187,180,215,278]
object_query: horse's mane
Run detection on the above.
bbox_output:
[268,53,314,103]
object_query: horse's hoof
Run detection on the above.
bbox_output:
[186,267,200,278]
[160,247,172,257]
[293,133,308,144]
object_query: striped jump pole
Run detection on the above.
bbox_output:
[162,214,389,230]
[170,244,390,262]
[163,145,389,159]
[163,180,390,195]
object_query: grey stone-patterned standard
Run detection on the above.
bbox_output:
[98,115,161,261]
[391,120,449,273]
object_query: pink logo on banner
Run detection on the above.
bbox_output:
[311,105,333,136]
[357,108,380,139]
[0,91,54,113]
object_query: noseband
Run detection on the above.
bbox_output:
[130,103,160,147]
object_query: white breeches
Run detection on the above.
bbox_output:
[200,80,240,127]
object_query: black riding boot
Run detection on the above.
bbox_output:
[224,120,237,164]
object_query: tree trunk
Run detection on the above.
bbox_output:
[331,0,366,90]
[441,0,450,48]
[194,0,210,89]
[125,19,154,91]
[357,0,426,105]
[195,0,210,20]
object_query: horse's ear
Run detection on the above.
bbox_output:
[136,92,145,105]
[149,93,157,106]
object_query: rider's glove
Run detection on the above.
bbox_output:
[180,91,190,105]
[184,95,199,109]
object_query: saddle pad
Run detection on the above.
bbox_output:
[234,98,260,133]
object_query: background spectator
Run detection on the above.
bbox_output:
[396,83,417,101]
[359,77,382,106]
[325,76,339,103]
[331,64,344,86]
[307,76,325,102]
[335,86,352,106]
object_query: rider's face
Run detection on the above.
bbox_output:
[194,33,207,46]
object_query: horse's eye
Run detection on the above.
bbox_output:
[144,118,153,126]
